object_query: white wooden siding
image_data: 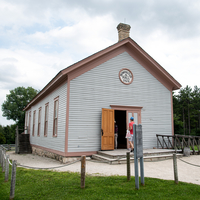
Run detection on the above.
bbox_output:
[28,82,67,152]
[68,52,171,151]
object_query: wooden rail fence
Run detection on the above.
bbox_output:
[156,134,200,155]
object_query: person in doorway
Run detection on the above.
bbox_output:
[114,121,118,149]
[129,117,134,152]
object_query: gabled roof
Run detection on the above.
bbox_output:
[24,37,181,110]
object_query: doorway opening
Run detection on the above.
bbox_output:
[115,110,127,149]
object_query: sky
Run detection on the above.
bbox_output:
[0,0,200,126]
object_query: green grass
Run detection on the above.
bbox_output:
[190,145,199,151]
[0,166,200,200]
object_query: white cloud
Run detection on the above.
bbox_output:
[26,14,116,55]
[0,48,75,126]
[0,48,76,90]
[137,29,200,88]
[0,0,200,126]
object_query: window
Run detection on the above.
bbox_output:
[53,97,59,137]
[44,103,49,137]
[28,111,31,134]
[38,107,42,136]
[32,110,36,136]
[25,112,28,130]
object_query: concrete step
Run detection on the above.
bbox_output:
[143,149,182,157]
[143,153,183,162]
[91,153,183,165]
[97,149,182,160]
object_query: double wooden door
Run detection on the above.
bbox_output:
[101,107,142,150]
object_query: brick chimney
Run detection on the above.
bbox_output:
[117,23,131,42]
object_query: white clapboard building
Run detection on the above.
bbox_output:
[24,23,181,160]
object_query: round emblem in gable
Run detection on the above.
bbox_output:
[119,68,133,85]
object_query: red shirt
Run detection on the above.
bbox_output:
[129,121,134,135]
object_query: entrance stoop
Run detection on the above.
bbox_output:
[91,149,183,164]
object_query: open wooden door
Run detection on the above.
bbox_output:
[101,108,114,150]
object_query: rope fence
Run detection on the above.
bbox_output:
[17,159,81,170]
[0,145,87,199]
[1,145,200,198]
[0,146,16,199]
[178,157,200,168]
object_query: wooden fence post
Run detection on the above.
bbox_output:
[173,153,178,184]
[174,136,177,153]
[2,150,5,172]
[5,155,9,182]
[126,152,131,181]
[10,160,17,200]
[1,149,3,167]
[81,155,86,189]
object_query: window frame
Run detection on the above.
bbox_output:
[25,112,28,130]
[53,97,59,137]
[28,111,31,135]
[37,107,42,137]
[44,103,49,137]
[32,110,36,136]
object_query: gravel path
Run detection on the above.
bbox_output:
[7,151,200,185]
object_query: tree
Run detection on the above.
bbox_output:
[1,87,38,127]
[173,93,184,135]
[192,86,200,129]
[174,114,184,135]
[0,124,17,144]
[173,85,200,136]
[3,125,16,144]
[0,132,6,144]
[179,86,193,135]
[0,125,6,144]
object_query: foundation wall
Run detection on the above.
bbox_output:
[32,146,80,163]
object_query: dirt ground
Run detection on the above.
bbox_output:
[7,151,200,185]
